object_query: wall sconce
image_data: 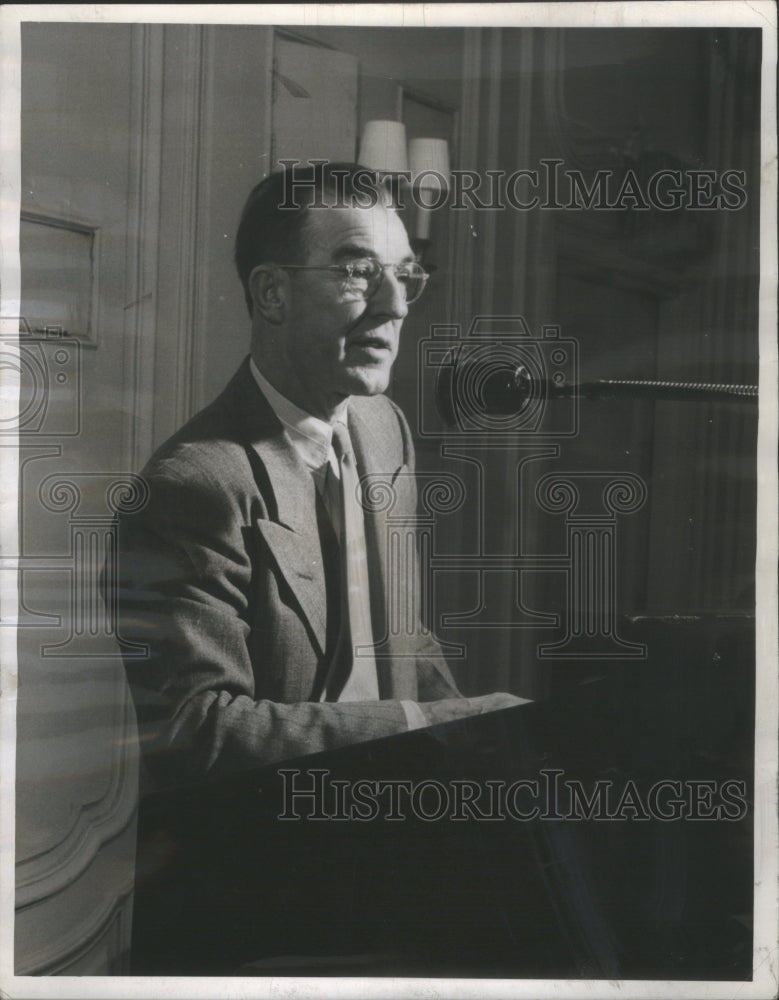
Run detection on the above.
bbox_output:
[358,121,450,261]
[358,120,409,208]
[358,119,409,173]
[409,137,450,254]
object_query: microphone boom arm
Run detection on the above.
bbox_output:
[550,377,758,404]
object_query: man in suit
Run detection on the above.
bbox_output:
[117,162,523,790]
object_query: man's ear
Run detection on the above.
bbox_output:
[248,265,287,324]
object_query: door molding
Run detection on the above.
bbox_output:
[122,23,164,471]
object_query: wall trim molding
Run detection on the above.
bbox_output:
[480,28,503,318]
[17,880,134,975]
[15,686,138,908]
[122,23,164,472]
[171,25,207,433]
[452,28,481,328]
[510,31,535,317]
[190,26,217,417]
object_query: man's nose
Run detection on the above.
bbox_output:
[371,266,408,319]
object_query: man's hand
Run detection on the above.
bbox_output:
[417,692,529,727]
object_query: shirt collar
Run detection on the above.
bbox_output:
[249,356,347,473]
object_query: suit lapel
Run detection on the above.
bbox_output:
[251,440,329,658]
[227,361,328,657]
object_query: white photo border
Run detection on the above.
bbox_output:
[1,4,776,999]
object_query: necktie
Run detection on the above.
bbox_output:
[321,422,379,701]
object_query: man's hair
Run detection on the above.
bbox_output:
[234,161,393,316]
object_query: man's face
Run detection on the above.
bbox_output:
[279,202,415,418]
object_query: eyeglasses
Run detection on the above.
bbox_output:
[278,259,429,304]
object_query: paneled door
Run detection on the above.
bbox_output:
[272,34,359,167]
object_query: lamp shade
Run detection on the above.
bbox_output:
[409,137,450,191]
[358,120,409,173]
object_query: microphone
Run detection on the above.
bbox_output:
[435,358,758,426]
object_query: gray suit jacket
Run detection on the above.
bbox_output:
[117,358,460,787]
